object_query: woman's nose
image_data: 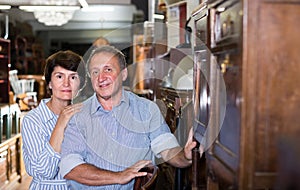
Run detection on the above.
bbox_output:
[63,77,70,86]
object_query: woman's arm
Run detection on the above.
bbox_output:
[22,115,61,179]
[49,103,82,153]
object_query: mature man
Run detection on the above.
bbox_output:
[60,45,197,189]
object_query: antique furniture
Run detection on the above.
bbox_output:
[191,0,300,189]
[134,164,159,190]
[159,87,195,189]
[9,70,38,111]
[0,104,10,143]
[0,103,21,142]
[0,38,10,104]
[0,100,23,189]
[0,134,22,189]
[18,74,48,102]
[14,35,45,74]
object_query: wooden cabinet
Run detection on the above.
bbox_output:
[0,134,22,189]
[0,103,22,188]
[0,38,10,103]
[192,0,300,189]
[159,87,196,189]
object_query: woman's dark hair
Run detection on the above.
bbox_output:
[44,50,86,91]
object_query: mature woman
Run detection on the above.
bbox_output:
[21,50,86,190]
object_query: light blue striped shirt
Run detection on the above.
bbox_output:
[60,90,180,189]
[21,98,69,190]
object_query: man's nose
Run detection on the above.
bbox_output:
[97,72,107,81]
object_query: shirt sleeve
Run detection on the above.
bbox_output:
[60,116,86,177]
[147,101,181,157]
[21,115,61,179]
[151,133,180,157]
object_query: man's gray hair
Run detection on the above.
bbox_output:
[86,45,127,77]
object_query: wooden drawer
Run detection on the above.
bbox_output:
[0,145,8,188]
[0,134,22,188]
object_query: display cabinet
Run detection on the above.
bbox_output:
[159,87,193,189]
[192,0,300,189]
[0,38,10,103]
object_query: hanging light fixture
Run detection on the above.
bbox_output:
[19,0,80,26]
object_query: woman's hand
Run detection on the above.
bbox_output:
[56,103,83,130]
[50,103,83,153]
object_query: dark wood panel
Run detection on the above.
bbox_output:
[0,38,10,103]
[193,0,300,189]
[255,2,300,172]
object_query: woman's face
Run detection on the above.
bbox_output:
[49,66,81,101]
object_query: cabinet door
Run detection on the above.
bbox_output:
[8,138,21,182]
[0,146,8,188]
[207,50,242,189]
[205,0,243,188]
[239,2,300,189]
[0,39,10,103]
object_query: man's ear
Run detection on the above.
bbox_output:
[121,68,128,81]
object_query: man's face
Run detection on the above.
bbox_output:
[89,52,127,101]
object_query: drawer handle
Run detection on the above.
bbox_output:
[0,150,7,162]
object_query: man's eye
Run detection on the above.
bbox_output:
[92,71,98,75]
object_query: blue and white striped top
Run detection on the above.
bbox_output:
[21,99,69,190]
[60,90,180,189]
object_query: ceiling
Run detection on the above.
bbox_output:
[0,0,139,32]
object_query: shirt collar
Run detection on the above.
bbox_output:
[90,87,129,114]
[39,98,57,122]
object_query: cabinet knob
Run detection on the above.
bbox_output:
[221,54,232,73]
[0,150,8,162]
[208,168,217,182]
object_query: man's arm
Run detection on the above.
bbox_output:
[161,128,202,168]
[64,160,151,186]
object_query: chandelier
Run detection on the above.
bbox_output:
[34,10,74,26]
[20,0,80,26]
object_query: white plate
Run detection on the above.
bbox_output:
[172,55,193,88]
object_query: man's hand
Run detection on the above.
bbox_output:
[183,128,198,161]
[117,160,152,184]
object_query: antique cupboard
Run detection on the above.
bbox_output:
[191,0,300,189]
[0,38,10,103]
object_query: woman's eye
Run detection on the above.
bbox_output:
[71,75,78,80]
[56,75,62,79]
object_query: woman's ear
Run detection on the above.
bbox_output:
[49,82,52,89]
